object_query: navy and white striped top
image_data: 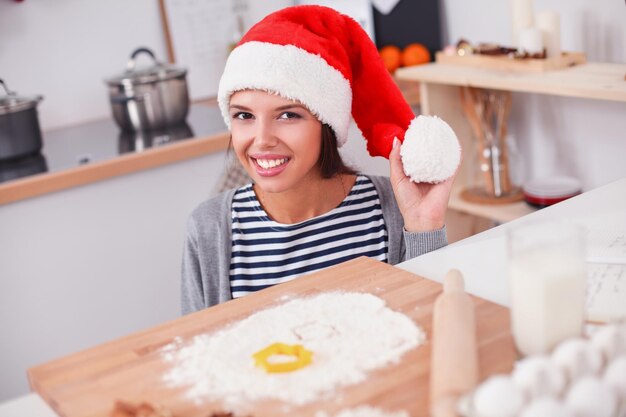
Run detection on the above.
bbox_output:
[229,175,388,298]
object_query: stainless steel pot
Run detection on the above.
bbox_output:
[0,79,44,161]
[105,47,189,132]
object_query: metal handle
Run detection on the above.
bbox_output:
[126,47,159,72]
[0,79,16,96]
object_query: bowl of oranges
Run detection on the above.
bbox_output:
[379,43,431,73]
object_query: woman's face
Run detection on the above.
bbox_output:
[229,90,323,194]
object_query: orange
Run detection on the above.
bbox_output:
[401,43,431,67]
[379,45,402,73]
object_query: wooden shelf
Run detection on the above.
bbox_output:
[396,62,626,102]
[394,60,625,224]
[448,184,536,224]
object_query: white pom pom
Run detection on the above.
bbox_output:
[400,115,461,184]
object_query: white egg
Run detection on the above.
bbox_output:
[552,338,603,381]
[565,376,618,417]
[604,355,626,400]
[519,397,575,417]
[472,375,526,417]
[512,355,567,399]
[591,324,626,364]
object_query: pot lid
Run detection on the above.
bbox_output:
[0,79,43,115]
[105,47,187,87]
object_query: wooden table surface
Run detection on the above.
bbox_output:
[28,257,517,417]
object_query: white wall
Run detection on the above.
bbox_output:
[0,0,167,130]
[439,0,626,189]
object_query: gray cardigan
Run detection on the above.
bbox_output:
[181,175,447,314]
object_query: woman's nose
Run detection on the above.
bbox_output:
[253,119,278,147]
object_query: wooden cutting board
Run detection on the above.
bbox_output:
[28,257,517,417]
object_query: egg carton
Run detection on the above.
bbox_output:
[458,322,626,417]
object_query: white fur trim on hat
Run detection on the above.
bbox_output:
[218,41,353,146]
[400,115,461,183]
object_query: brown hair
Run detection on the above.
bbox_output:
[318,124,357,178]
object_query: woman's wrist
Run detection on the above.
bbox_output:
[403,217,445,233]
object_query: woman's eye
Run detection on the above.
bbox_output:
[279,111,301,120]
[232,112,253,120]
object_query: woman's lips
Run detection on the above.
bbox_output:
[251,155,290,177]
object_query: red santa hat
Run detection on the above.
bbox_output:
[218,5,460,183]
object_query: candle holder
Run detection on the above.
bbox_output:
[459,87,523,204]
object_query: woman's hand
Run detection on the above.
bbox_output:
[389,138,458,233]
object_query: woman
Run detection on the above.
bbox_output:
[181,5,460,314]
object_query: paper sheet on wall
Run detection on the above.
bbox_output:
[162,0,236,99]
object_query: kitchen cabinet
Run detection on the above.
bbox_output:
[0,148,226,401]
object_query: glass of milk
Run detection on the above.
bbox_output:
[507,220,586,356]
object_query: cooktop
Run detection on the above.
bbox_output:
[0,105,227,185]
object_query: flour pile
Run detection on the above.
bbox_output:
[162,292,425,406]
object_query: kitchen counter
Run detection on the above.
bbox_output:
[0,104,230,206]
[397,176,626,307]
[4,177,625,416]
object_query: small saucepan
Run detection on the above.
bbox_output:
[0,79,44,161]
[105,47,190,132]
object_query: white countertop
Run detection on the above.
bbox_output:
[0,394,58,417]
[397,177,626,307]
[4,177,625,415]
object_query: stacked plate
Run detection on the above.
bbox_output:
[522,176,582,208]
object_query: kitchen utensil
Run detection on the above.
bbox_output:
[430,269,479,417]
[0,78,44,161]
[29,257,517,417]
[105,47,189,132]
[459,86,522,204]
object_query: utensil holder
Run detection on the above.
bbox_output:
[459,87,523,204]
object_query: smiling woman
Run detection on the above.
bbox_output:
[181,5,459,313]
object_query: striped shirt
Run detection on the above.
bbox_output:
[229,175,388,298]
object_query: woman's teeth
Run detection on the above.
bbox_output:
[256,158,288,169]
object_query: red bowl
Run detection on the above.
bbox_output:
[523,191,581,208]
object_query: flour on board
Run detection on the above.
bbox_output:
[162,292,425,406]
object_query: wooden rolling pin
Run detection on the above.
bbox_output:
[430,269,479,417]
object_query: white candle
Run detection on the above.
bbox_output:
[536,11,561,58]
[511,0,534,47]
[518,27,543,55]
